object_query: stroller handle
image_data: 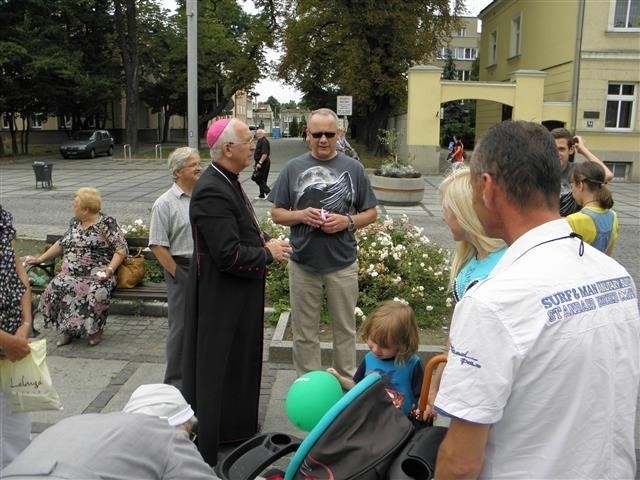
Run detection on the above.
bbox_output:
[417,352,448,415]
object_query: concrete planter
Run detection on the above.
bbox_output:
[369,174,425,206]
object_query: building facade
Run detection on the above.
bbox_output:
[435,17,480,81]
[477,0,639,181]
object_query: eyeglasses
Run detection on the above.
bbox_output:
[227,137,255,146]
[308,131,336,139]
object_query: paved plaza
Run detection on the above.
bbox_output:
[0,138,638,472]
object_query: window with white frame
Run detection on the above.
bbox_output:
[31,114,43,129]
[457,27,467,36]
[2,114,10,129]
[62,114,72,129]
[510,15,522,57]
[456,47,477,59]
[605,83,635,129]
[456,70,471,81]
[489,31,497,65]
[612,0,640,28]
[605,162,629,181]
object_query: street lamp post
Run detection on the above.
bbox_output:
[187,0,198,148]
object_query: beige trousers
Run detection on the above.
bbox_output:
[289,260,358,378]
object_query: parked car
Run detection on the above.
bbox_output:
[60,130,114,159]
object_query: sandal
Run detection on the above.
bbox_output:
[88,330,103,347]
[56,333,73,347]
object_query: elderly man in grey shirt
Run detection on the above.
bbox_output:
[149,147,202,389]
[1,384,220,480]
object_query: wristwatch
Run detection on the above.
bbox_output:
[346,214,356,232]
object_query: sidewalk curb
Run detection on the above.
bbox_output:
[268,311,445,365]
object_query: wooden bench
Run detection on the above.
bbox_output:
[29,234,168,302]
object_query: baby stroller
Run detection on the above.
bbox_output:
[218,354,448,480]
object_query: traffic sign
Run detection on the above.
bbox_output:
[336,96,353,116]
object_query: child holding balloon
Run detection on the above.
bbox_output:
[327,300,423,417]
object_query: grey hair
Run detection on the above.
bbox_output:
[209,120,239,161]
[167,147,199,179]
[309,108,339,124]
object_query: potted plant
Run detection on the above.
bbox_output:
[370,128,425,206]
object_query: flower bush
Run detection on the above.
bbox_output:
[119,219,164,282]
[120,219,149,238]
[261,214,454,328]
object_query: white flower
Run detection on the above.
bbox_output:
[354,307,364,317]
[134,219,144,226]
[369,271,379,278]
[426,305,434,311]
[393,297,409,305]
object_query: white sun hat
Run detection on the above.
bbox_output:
[123,383,195,427]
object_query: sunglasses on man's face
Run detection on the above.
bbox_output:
[308,131,336,139]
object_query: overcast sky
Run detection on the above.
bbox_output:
[160,0,493,103]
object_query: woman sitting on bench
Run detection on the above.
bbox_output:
[25,187,127,347]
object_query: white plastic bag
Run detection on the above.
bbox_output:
[0,338,63,412]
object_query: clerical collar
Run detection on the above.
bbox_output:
[210,161,238,181]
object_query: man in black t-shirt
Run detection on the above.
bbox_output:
[251,129,271,199]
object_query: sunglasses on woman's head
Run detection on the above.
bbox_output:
[309,131,336,139]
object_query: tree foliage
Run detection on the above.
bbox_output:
[265,95,281,120]
[275,0,463,152]
[442,47,457,80]
[141,0,275,143]
[1,0,275,153]
[0,0,120,154]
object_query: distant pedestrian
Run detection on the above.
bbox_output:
[451,136,464,163]
[149,147,202,389]
[336,128,358,160]
[251,129,271,200]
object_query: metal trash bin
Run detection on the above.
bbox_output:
[32,161,54,189]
